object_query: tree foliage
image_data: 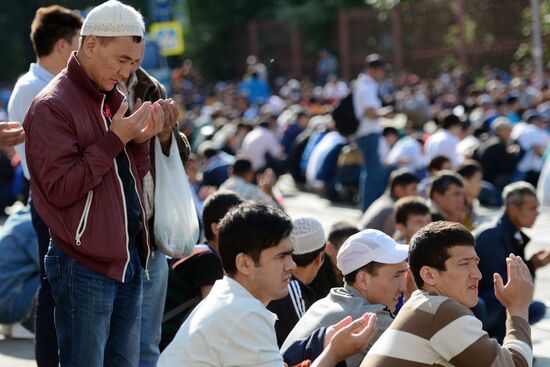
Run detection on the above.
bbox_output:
[182,0,276,80]
[516,0,550,62]
[0,0,148,85]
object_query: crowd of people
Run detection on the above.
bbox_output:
[0,1,549,366]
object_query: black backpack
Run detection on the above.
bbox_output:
[332,92,359,137]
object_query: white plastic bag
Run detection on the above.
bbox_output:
[153,134,199,258]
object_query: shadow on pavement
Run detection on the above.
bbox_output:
[0,338,34,360]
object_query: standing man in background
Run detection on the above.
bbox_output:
[119,55,191,366]
[7,6,82,366]
[354,54,390,211]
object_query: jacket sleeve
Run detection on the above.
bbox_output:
[282,328,347,367]
[25,101,124,208]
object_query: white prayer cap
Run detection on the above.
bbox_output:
[290,216,326,255]
[81,0,144,38]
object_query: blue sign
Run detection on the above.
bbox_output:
[152,0,174,23]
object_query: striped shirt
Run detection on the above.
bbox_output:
[362,290,532,367]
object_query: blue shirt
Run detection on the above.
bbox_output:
[8,63,55,179]
[300,130,328,173]
[0,206,39,323]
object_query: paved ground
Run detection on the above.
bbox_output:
[1,182,550,366]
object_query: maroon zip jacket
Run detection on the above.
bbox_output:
[23,53,150,282]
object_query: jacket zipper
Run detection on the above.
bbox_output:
[75,190,93,246]
[100,96,131,282]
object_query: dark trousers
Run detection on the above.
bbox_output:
[31,200,58,367]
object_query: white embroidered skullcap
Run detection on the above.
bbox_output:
[290,216,326,255]
[81,0,145,37]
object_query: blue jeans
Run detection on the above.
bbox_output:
[357,133,387,211]
[45,243,142,367]
[139,249,168,367]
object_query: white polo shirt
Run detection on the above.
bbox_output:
[386,136,426,170]
[8,63,55,179]
[512,123,550,173]
[425,129,463,168]
[158,276,283,367]
[241,126,283,171]
[353,73,382,137]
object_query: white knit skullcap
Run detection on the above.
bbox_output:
[81,0,145,37]
[290,216,326,255]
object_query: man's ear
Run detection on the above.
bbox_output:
[506,204,519,220]
[82,35,99,57]
[235,253,253,276]
[393,186,403,198]
[211,222,219,239]
[54,37,68,54]
[355,270,370,291]
[325,242,337,258]
[431,192,441,205]
[419,266,437,287]
[315,250,324,266]
[396,223,406,236]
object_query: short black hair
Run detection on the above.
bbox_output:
[457,160,483,179]
[364,53,385,69]
[388,169,419,195]
[30,5,83,57]
[429,171,464,199]
[218,202,293,276]
[428,155,451,172]
[232,158,253,176]
[439,111,463,130]
[343,262,384,284]
[202,191,243,241]
[395,196,430,225]
[327,221,359,250]
[202,147,219,159]
[293,245,326,267]
[502,181,537,207]
[382,126,399,137]
[409,221,475,288]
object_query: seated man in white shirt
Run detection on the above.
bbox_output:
[220,157,280,208]
[241,117,284,172]
[425,111,464,168]
[159,202,378,367]
[512,110,550,187]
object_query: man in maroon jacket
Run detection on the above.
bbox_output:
[23,1,164,366]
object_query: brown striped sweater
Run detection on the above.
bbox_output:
[361,290,532,367]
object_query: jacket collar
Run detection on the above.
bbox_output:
[498,213,530,245]
[65,52,124,108]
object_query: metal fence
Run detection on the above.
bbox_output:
[238,0,530,81]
